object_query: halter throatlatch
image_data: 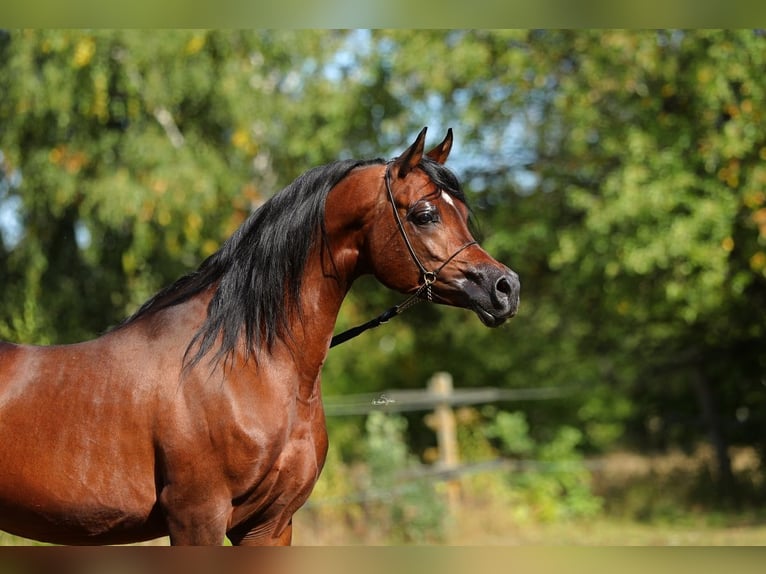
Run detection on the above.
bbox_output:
[330,163,476,348]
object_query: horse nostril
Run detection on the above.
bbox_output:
[495,270,519,299]
[495,275,512,299]
[495,277,513,295]
[494,270,520,316]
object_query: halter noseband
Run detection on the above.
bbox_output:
[330,162,476,348]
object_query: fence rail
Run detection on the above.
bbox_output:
[318,372,579,513]
[323,382,578,416]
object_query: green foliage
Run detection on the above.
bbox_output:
[0,30,374,341]
[343,30,766,470]
[310,408,600,542]
[1,30,764,509]
[459,407,602,523]
[301,412,447,544]
[594,448,766,526]
[364,412,447,543]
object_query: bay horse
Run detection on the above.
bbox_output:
[0,128,519,545]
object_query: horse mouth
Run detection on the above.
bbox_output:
[472,303,515,328]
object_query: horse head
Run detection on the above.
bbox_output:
[363,127,520,327]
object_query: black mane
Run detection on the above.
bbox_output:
[419,156,466,204]
[120,155,467,369]
[121,158,380,368]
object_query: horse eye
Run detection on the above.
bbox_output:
[411,209,439,226]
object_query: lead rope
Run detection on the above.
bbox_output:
[330,164,476,348]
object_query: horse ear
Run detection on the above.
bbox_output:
[425,128,453,164]
[393,127,428,179]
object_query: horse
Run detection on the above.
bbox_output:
[0,128,520,545]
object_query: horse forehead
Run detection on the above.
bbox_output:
[398,170,438,199]
[399,172,469,217]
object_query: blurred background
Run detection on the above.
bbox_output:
[0,30,764,545]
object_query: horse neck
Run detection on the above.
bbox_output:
[284,167,384,364]
[123,167,383,388]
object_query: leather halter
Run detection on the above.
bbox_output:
[330,162,476,348]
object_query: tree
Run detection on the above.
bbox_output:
[1,31,764,502]
[324,31,766,499]
[0,30,360,342]
[524,31,766,492]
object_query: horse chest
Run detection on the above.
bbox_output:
[223,394,329,520]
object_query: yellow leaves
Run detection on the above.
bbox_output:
[753,208,766,239]
[750,251,766,274]
[48,146,63,165]
[164,235,180,255]
[724,102,740,120]
[185,34,206,56]
[186,212,202,233]
[156,208,172,227]
[48,145,88,174]
[72,37,95,69]
[139,200,154,223]
[231,128,249,149]
[743,189,766,209]
[717,159,740,188]
[151,178,168,195]
[742,174,766,239]
[184,212,203,243]
[201,239,219,257]
[721,237,735,253]
[231,128,258,155]
[226,211,247,236]
[91,70,109,122]
[122,251,137,274]
[602,31,636,53]
[696,65,714,85]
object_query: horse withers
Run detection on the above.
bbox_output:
[0,128,519,545]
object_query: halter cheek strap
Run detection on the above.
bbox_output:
[383,164,477,299]
[330,163,476,348]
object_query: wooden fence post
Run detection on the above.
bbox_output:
[426,371,460,513]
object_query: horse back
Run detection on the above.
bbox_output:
[0,335,163,541]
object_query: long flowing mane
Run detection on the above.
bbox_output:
[119,155,468,370]
[120,158,383,369]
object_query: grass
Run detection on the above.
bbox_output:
[2,447,764,546]
[4,517,764,546]
[292,500,766,546]
[293,445,766,546]
[440,510,766,546]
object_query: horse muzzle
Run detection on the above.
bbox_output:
[464,264,520,327]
